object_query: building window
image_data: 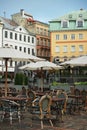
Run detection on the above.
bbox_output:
[56,34,59,40]
[15,33,17,40]
[15,46,17,49]
[44,29,46,35]
[19,28,22,31]
[40,28,43,35]
[63,34,67,40]
[24,47,26,53]
[76,19,84,27]
[19,34,22,41]
[28,36,30,42]
[63,46,67,52]
[79,14,82,17]
[5,31,8,38]
[71,34,75,40]
[71,45,75,52]
[79,45,83,52]
[32,49,35,55]
[24,35,26,42]
[32,37,34,43]
[79,33,83,39]
[28,48,30,54]
[55,46,60,52]
[61,20,69,28]
[36,27,39,34]
[19,46,22,51]
[10,32,13,39]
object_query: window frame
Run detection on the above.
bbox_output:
[76,19,84,27]
[5,31,8,38]
[56,34,59,40]
[63,34,67,40]
[79,45,83,52]
[55,46,60,52]
[63,45,68,52]
[71,45,75,52]
[61,20,69,28]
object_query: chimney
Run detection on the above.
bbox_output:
[20,9,24,17]
[80,8,83,11]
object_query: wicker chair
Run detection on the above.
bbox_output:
[31,94,53,129]
[26,90,36,111]
[56,90,68,121]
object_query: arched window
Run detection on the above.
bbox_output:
[76,19,84,27]
[61,20,69,28]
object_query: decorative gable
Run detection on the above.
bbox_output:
[14,26,28,33]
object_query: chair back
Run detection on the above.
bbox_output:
[56,90,68,113]
[27,90,36,101]
[39,94,52,114]
[31,94,53,129]
[56,90,68,100]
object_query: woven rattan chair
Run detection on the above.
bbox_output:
[56,90,68,121]
[31,94,53,129]
[26,90,36,111]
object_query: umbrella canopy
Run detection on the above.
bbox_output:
[0,47,43,62]
[19,61,62,91]
[60,55,87,67]
[0,47,44,96]
[19,61,62,70]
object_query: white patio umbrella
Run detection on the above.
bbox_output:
[60,55,87,67]
[19,61,62,91]
[0,47,44,96]
[19,60,62,70]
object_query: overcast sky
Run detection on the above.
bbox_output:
[0,0,87,23]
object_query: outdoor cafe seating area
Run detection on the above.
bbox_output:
[0,85,87,130]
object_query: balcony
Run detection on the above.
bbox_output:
[37,44,50,50]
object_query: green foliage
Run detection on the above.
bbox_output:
[75,82,87,85]
[14,72,28,85]
[51,81,59,86]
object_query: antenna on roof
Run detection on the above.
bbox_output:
[3,11,6,18]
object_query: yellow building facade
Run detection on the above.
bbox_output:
[49,9,87,64]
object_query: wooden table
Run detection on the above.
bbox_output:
[36,92,45,97]
[0,96,31,109]
[1,91,18,97]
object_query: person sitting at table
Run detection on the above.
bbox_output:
[17,86,27,98]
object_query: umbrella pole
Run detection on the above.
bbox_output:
[41,68,43,92]
[5,58,8,97]
[41,76,43,92]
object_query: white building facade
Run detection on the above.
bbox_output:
[0,17,36,74]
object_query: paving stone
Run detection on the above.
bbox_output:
[0,110,87,130]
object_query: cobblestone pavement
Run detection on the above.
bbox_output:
[0,110,87,130]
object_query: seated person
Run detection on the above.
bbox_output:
[17,86,27,98]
